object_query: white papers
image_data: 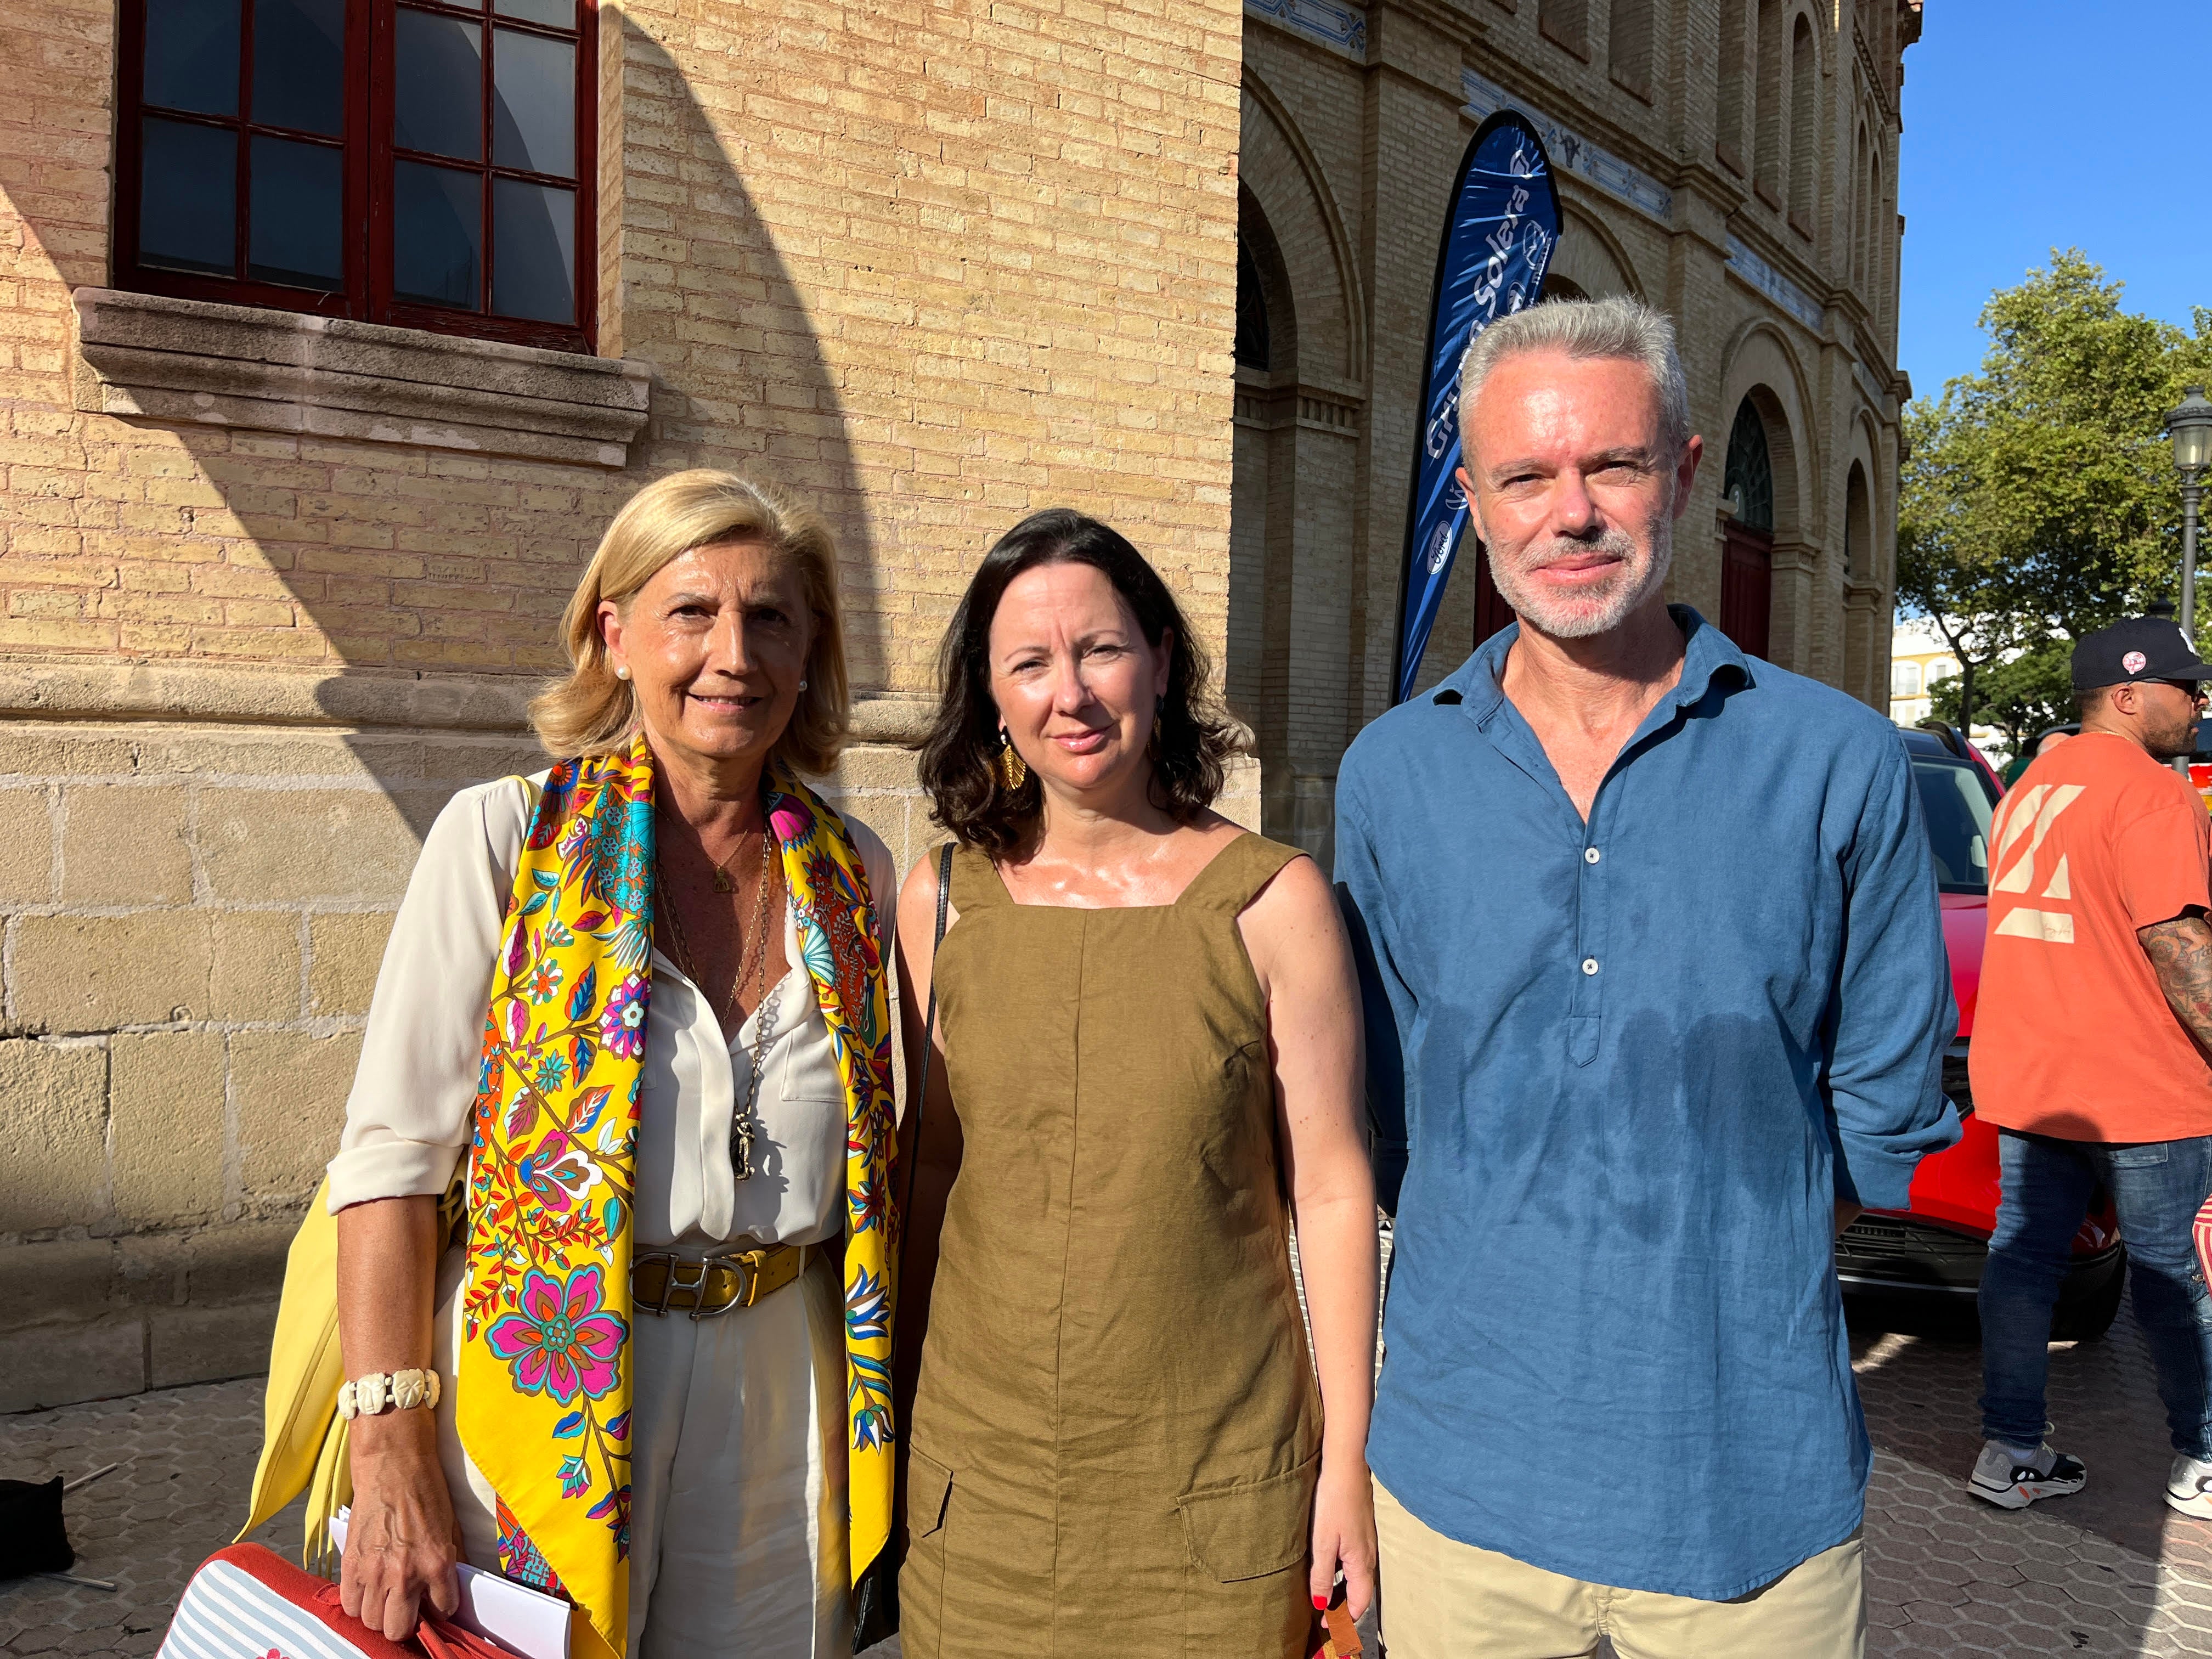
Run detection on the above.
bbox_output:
[329,1508,572,1659]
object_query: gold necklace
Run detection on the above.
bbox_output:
[655,827,777,1020]
[654,825,782,1181]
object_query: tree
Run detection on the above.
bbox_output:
[1898,251,2212,725]
[1928,640,2072,755]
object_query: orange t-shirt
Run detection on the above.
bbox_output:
[1972,731,2212,1142]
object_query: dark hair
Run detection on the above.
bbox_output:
[917,509,1240,856]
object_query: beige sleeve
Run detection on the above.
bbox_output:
[853,816,899,969]
[324,775,536,1211]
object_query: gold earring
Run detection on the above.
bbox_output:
[996,731,1029,791]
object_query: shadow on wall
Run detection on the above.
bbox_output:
[110,15,891,838]
[0,21,892,1412]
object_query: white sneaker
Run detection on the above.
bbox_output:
[2168,1455,2212,1519]
[1967,1440,2087,1509]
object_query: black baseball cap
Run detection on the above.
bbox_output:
[2071,617,2212,691]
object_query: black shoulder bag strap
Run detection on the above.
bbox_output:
[854,840,951,1652]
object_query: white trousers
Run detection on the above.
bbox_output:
[431,1247,853,1658]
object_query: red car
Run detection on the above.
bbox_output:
[1832,725,2127,1340]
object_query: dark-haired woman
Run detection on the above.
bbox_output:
[893,509,1379,1658]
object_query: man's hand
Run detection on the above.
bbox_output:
[340,1408,461,1641]
[2140,911,2212,1052]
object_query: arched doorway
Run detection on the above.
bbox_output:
[1720,396,1775,657]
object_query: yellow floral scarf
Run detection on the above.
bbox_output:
[456,735,898,1655]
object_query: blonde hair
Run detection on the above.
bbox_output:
[530,470,851,772]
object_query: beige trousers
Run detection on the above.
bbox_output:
[431,1246,852,1658]
[1373,1481,1866,1659]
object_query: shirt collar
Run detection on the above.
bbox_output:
[1439,605,1751,729]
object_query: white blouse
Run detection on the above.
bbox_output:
[326,772,897,1250]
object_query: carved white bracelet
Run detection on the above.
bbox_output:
[337,1368,442,1420]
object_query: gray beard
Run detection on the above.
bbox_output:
[1488,520,1674,640]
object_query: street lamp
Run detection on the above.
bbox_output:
[2166,385,2212,638]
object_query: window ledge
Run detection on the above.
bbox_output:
[71,289,652,469]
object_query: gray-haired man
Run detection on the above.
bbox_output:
[1338,297,1958,1657]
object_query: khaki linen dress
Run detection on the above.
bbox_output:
[902,835,1324,1659]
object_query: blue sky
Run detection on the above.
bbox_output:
[1897,0,2208,403]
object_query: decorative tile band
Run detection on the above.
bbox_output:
[1852,356,1891,411]
[1724,233,1825,332]
[1459,70,1673,225]
[1244,0,1368,61]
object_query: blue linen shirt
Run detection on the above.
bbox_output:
[1336,608,1959,1601]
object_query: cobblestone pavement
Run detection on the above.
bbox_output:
[5,1301,2212,1657]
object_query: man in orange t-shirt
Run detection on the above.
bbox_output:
[1968,617,2212,1519]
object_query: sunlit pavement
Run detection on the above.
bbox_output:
[1850,1294,2212,1656]
[4,1301,2212,1658]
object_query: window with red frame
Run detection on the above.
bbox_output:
[116,0,596,353]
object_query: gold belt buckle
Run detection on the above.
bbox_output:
[634,1247,779,1318]
[720,1249,768,1314]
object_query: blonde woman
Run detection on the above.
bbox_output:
[320,471,899,1658]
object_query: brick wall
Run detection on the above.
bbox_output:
[0,0,1247,1408]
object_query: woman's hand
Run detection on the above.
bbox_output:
[340,1409,462,1640]
[1310,1454,1379,1621]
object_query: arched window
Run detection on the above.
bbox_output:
[1540,0,1590,59]
[1851,121,1870,287]
[1717,0,1748,172]
[1609,0,1652,99]
[1927,660,1956,684]
[1722,399,1775,532]
[1754,0,1784,202]
[1788,13,1816,232]
[1845,461,1872,581]
[1867,150,1886,322]
[1892,662,1922,697]
[1235,242,1270,372]
[1720,396,1776,656]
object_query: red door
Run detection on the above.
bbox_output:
[1720,522,1773,659]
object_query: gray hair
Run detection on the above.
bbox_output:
[1458,294,1691,462]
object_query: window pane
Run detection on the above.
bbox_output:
[492,177,572,323]
[394,160,482,307]
[394,9,482,161]
[494,0,573,25]
[491,30,574,177]
[144,0,240,117]
[140,117,236,275]
[249,136,342,287]
[251,0,345,136]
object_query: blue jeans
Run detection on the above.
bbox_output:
[1979,1128,2212,1455]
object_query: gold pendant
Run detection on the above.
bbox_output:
[713,868,736,893]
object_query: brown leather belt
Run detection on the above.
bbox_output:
[631,1245,806,1318]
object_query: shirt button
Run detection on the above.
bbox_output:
[1582,957,1600,975]
[1584,847,1601,864]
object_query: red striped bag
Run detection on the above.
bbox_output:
[160,1544,516,1659]
[2196,1194,2212,1292]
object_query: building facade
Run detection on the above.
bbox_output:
[1888,615,1957,726]
[1889,616,2005,759]
[1234,0,1920,861]
[1,0,1919,1406]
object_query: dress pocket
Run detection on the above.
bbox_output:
[908,1448,954,1538]
[899,1450,955,1658]
[1175,1453,1318,1582]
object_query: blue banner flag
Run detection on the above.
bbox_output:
[1393,111,1559,703]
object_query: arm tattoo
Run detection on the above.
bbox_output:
[2138,913,2212,1051]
